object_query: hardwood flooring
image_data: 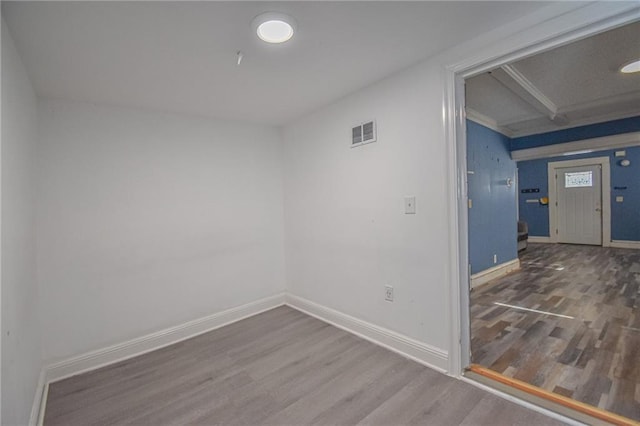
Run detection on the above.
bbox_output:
[471,243,640,421]
[44,306,565,425]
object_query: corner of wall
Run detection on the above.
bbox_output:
[1,20,44,426]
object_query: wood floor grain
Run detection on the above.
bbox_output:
[471,243,640,421]
[44,306,565,425]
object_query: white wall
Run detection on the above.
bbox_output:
[283,61,452,353]
[37,100,285,362]
[281,1,633,370]
[1,21,42,425]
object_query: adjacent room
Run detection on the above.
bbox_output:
[466,21,640,421]
[2,2,638,425]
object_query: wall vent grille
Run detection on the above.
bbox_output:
[351,120,376,147]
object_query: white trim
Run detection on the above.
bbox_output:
[446,0,640,384]
[37,384,49,426]
[610,240,640,249]
[44,293,285,384]
[547,156,611,246]
[511,131,640,161]
[465,108,513,137]
[470,259,520,289]
[31,293,287,424]
[28,370,47,426]
[445,69,469,376]
[24,288,624,426]
[285,294,449,373]
[34,292,448,424]
[527,236,552,244]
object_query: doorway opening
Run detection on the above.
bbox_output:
[448,7,640,425]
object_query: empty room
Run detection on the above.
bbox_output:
[2,2,639,426]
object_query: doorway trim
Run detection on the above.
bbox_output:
[548,157,611,246]
[444,2,640,377]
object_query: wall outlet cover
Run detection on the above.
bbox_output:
[384,285,394,302]
[404,196,416,214]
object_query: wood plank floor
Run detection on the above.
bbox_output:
[471,243,640,421]
[44,306,566,425]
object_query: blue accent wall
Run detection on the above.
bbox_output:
[515,117,640,241]
[467,120,518,274]
[511,116,640,150]
[517,161,549,236]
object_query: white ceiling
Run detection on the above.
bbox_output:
[2,1,551,126]
[466,20,640,137]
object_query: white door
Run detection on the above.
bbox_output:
[556,164,602,245]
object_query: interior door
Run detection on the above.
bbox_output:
[556,164,602,245]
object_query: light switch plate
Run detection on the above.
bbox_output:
[616,196,624,202]
[405,196,416,214]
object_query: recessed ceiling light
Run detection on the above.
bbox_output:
[252,13,296,44]
[620,59,640,74]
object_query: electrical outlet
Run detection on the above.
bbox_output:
[493,254,498,264]
[404,196,416,214]
[385,285,394,302]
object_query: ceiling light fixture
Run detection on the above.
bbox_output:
[252,12,296,44]
[620,59,640,74]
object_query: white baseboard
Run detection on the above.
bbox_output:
[44,293,286,384]
[35,291,451,423]
[285,294,449,373]
[527,236,552,243]
[525,237,639,250]
[29,370,47,426]
[610,240,640,249]
[471,258,520,289]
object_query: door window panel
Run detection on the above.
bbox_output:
[564,171,592,188]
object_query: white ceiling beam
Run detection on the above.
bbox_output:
[490,65,567,123]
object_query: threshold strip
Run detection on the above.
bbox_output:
[493,302,574,320]
[467,364,639,426]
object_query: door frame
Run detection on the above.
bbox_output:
[548,157,611,246]
[444,3,640,377]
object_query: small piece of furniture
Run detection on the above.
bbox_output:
[518,221,528,251]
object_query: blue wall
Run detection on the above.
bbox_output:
[515,117,640,241]
[467,120,518,274]
[511,116,640,150]
[517,160,549,236]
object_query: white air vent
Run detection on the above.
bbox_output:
[351,120,376,147]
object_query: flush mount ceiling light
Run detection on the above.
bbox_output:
[252,12,296,44]
[620,59,640,74]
